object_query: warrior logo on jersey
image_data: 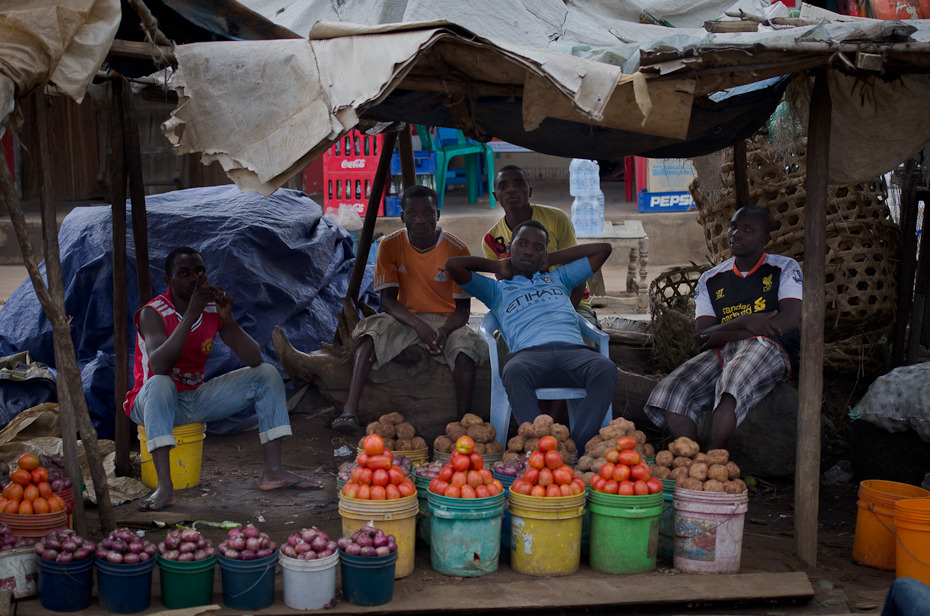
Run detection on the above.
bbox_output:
[434,267,448,283]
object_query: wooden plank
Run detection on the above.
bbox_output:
[796,70,829,568]
[113,79,132,478]
[399,127,416,192]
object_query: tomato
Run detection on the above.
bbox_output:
[552,467,572,486]
[10,470,31,487]
[452,453,471,473]
[544,450,563,470]
[490,479,503,493]
[589,474,599,488]
[430,479,449,495]
[530,485,546,497]
[455,436,475,455]
[18,500,34,515]
[371,469,389,487]
[17,453,40,472]
[469,453,483,470]
[385,484,401,500]
[465,470,481,489]
[570,478,586,495]
[46,497,62,513]
[370,485,387,500]
[605,448,620,464]
[398,481,415,498]
[438,465,454,482]
[617,450,640,466]
[356,452,370,468]
[367,455,391,470]
[388,467,406,485]
[558,464,574,479]
[538,435,558,452]
[479,468,493,484]
[450,471,467,488]
[538,468,554,487]
[350,467,364,484]
[383,450,395,464]
[3,500,18,514]
[546,485,562,497]
[3,484,22,502]
[603,480,619,494]
[592,477,606,493]
[528,451,545,470]
[342,482,356,497]
[23,485,38,502]
[630,463,650,482]
[0,498,6,511]
[514,481,532,495]
[487,481,502,496]
[359,468,373,486]
[646,478,663,494]
[618,481,634,496]
[51,495,67,512]
[444,485,461,498]
[461,485,477,499]
[524,468,540,485]
[363,434,385,456]
[611,463,631,483]
[357,485,371,500]
[559,484,573,497]
[37,482,53,500]
[616,436,637,452]
[30,468,48,485]
[633,480,649,495]
[475,485,490,498]
[599,462,615,480]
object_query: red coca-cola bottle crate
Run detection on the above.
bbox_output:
[324,173,385,217]
[323,129,386,216]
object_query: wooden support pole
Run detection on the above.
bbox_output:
[733,140,749,206]
[123,79,152,307]
[892,158,920,366]
[111,80,132,477]
[906,189,930,364]
[796,70,829,568]
[399,127,416,192]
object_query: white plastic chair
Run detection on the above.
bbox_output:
[478,312,613,446]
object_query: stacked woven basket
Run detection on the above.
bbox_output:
[651,131,899,376]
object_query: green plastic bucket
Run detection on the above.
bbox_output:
[218,551,277,611]
[414,474,432,545]
[36,556,94,612]
[428,491,506,577]
[157,554,216,609]
[658,478,676,561]
[339,549,398,606]
[588,490,662,574]
[95,556,156,613]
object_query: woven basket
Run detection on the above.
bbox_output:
[649,264,711,373]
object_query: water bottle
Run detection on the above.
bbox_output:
[590,190,605,236]
[569,159,587,196]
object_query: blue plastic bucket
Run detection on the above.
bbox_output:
[157,554,216,609]
[95,556,156,613]
[492,471,516,557]
[36,556,94,612]
[218,551,277,611]
[428,491,506,577]
[339,549,398,606]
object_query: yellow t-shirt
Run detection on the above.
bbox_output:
[374,229,470,316]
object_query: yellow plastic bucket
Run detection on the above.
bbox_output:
[894,498,930,584]
[853,480,930,570]
[338,493,418,578]
[137,423,206,490]
[508,491,586,576]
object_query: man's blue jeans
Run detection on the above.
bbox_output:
[130,364,291,451]
[882,578,930,616]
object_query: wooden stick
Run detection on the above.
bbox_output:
[906,188,930,364]
[399,127,416,192]
[111,80,131,477]
[892,158,920,366]
[124,0,172,48]
[796,70,829,568]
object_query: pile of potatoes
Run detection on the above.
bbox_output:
[576,418,654,484]
[651,437,746,493]
[359,412,427,451]
[503,415,576,462]
[433,414,505,455]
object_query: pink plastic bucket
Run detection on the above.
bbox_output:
[673,487,748,574]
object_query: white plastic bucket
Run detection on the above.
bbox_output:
[279,550,339,610]
[673,487,749,574]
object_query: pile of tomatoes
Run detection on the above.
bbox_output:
[0,454,69,516]
[511,436,586,497]
[589,436,663,495]
[427,436,505,499]
[340,435,417,500]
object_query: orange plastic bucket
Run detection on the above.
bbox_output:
[853,480,929,570]
[894,498,930,584]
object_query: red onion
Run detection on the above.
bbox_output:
[122,553,140,565]
[239,550,256,561]
[157,528,212,561]
[106,551,123,564]
[359,546,376,557]
[375,546,391,557]
[242,526,260,539]
[177,552,193,562]
[336,537,352,550]
[256,548,273,559]
[372,534,389,549]
[245,537,261,552]
[354,533,372,548]
[282,545,297,558]
[310,536,328,553]
[344,544,361,556]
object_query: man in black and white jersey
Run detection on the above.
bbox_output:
[644,205,803,449]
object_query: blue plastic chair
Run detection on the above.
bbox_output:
[415,125,496,209]
[478,312,613,446]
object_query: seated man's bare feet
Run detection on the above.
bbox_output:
[138,487,176,511]
[259,469,323,491]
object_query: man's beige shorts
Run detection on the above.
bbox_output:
[352,313,489,371]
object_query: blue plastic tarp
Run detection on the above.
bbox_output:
[0,185,377,437]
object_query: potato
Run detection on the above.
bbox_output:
[558,445,571,460]
[507,435,526,453]
[632,430,647,445]
[365,422,379,436]
[530,423,550,439]
[358,436,366,448]
[533,414,554,429]
[380,412,404,425]
[474,442,487,454]
[445,422,466,441]
[679,477,704,491]
[693,452,706,464]
[634,443,645,456]
[599,425,624,440]
[383,438,395,450]
[727,478,747,493]
[502,451,520,462]
[671,456,693,469]
[433,435,453,453]
[669,436,700,458]
[395,422,416,441]
[594,441,613,458]
[725,461,741,480]
[564,438,577,454]
[592,457,608,472]
[517,422,534,439]
[584,436,603,454]
[524,438,539,452]
[582,471,596,485]
[467,424,490,443]
[578,455,595,472]
[644,443,655,458]
[486,440,505,454]
[614,418,635,434]
[655,450,674,468]
[374,421,396,439]
[703,479,726,493]
[705,449,729,467]
[652,465,671,479]
[460,413,483,428]
[411,436,427,450]
[550,424,570,442]
[689,462,708,481]
[670,467,690,482]
[395,439,413,451]
[707,464,729,483]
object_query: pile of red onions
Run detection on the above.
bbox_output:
[492,457,528,477]
[336,525,396,557]
[217,525,276,560]
[35,529,95,563]
[157,528,215,562]
[96,528,157,565]
[414,461,443,480]
[280,527,338,561]
[0,524,33,552]
[38,454,73,493]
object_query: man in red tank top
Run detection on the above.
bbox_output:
[125,247,320,511]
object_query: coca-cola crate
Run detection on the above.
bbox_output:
[323,130,383,175]
[324,172,386,217]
